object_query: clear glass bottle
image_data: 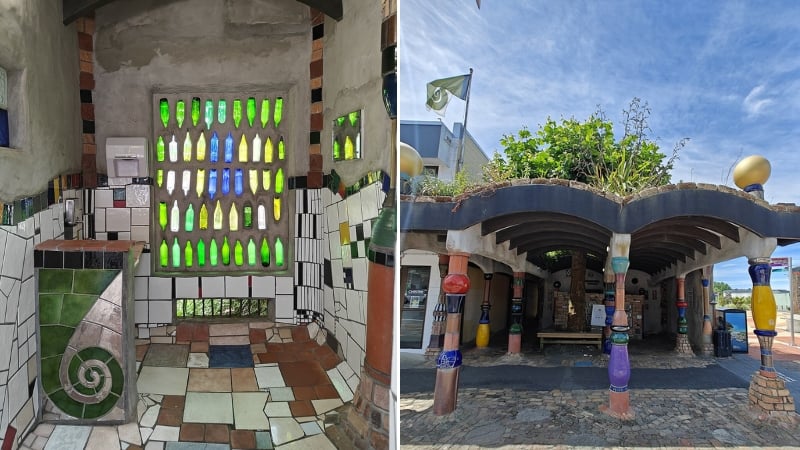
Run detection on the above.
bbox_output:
[170,200,180,232]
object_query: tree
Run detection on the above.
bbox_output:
[484,97,687,196]
[713,281,732,299]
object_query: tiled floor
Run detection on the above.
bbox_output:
[22,321,352,450]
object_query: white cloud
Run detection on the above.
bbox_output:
[742,84,773,117]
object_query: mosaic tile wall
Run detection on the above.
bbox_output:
[0,203,65,448]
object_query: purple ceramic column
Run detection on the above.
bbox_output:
[601,256,633,419]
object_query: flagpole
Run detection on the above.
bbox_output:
[455,68,473,174]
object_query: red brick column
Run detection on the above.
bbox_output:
[76,15,96,187]
[507,271,525,353]
[307,9,324,188]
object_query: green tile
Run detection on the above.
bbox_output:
[78,346,113,363]
[41,356,63,394]
[350,242,358,258]
[39,294,64,324]
[109,355,125,397]
[83,392,120,419]
[38,269,74,293]
[48,389,85,418]
[60,294,98,326]
[72,270,119,295]
[72,378,98,396]
[40,325,75,358]
[255,431,274,449]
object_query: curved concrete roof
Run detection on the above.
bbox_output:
[400,180,800,275]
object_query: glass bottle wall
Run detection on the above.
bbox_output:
[152,92,289,275]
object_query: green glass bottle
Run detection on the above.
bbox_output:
[191,97,201,127]
[275,237,284,267]
[278,137,285,160]
[348,110,359,127]
[197,239,206,267]
[176,99,185,128]
[275,168,284,194]
[260,98,270,128]
[260,237,270,267]
[233,99,242,128]
[159,201,168,231]
[160,239,168,267]
[204,99,214,129]
[247,238,256,266]
[184,240,193,268]
[159,98,169,128]
[221,236,231,265]
[243,202,252,228]
[157,136,166,162]
[156,169,164,187]
[199,203,208,230]
[210,238,218,266]
[333,138,341,160]
[247,97,256,127]
[172,238,180,267]
[234,239,244,266]
[218,99,227,124]
[274,97,283,127]
[185,203,195,232]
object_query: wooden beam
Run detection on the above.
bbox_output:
[295,0,343,21]
[63,0,116,25]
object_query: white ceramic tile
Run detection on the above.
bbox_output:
[336,200,348,225]
[331,259,344,288]
[44,425,92,450]
[86,425,121,450]
[131,207,150,226]
[39,208,54,241]
[276,276,293,295]
[187,353,209,368]
[126,184,151,207]
[225,276,248,297]
[345,192,363,224]
[311,398,343,415]
[134,300,149,325]
[252,276,276,297]
[135,252,151,277]
[183,392,233,424]
[2,234,26,279]
[269,386,295,402]
[148,277,172,300]
[325,205,339,234]
[352,258,368,291]
[327,367,353,402]
[175,277,197,298]
[264,401,291,417]
[106,208,132,232]
[119,231,131,240]
[336,361,355,381]
[233,392,269,430]
[360,183,380,221]
[135,277,149,301]
[143,439,162,450]
[278,433,337,450]
[96,232,108,240]
[202,276,225,298]
[254,365,285,389]
[117,422,141,446]
[95,189,114,208]
[131,225,149,243]
[270,418,304,446]
[4,279,20,323]
[300,421,322,436]
[18,277,35,323]
[149,300,172,324]
[137,367,189,395]
[275,295,293,319]
[149,425,180,442]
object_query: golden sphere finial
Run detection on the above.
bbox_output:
[733,155,771,189]
[399,142,424,177]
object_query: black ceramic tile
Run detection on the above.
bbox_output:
[312,23,324,40]
[309,131,320,145]
[33,250,44,268]
[208,345,254,368]
[82,120,95,134]
[311,88,322,103]
[44,251,63,269]
[355,224,364,241]
[80,89,92,103]
[294,176,307,189]
[103,252,123,269]
[107,232,119,241]
[63,251,84,269]
[83,251,104,269]
[324,259,332,287]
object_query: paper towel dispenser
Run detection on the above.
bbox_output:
[106,137,149,178]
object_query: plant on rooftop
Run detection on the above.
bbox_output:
[413,169,477,197]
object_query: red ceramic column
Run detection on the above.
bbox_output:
[425,255,449,357]
[507,272,525,354]
[432,253,470,415]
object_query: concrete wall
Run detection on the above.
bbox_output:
[320,0,392,185]
[0,0,82,201]
[93,0,310,176]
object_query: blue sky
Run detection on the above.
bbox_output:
[399,0,800,289]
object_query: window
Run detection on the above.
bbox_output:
[423,165,439,177]
[400,265,432,348]
[332,109,362,161]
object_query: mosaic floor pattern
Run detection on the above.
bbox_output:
[21,321,353,450]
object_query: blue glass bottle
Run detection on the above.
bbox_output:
[210,131,219,163]
[221,168,230,195]
[224,132,234,163]
[234,168,244,197]
[208,169,218,200]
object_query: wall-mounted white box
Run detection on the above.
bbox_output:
[106,137,149,178]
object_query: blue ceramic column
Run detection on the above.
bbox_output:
[674,277,693,354]
[603,284,615,354]
[602,256,634,419]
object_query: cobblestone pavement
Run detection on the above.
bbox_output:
[400,337,800,449]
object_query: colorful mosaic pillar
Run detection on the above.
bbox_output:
[747,257,796,415]
[425,254,449,357]
[475,273,493,348]
[701,267,714,356]
[433,253,470,415]
[674,277,693,355]
[507,272,525,354]
[603,283,615,354]
[601,256,634,419]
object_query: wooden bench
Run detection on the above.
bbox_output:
[537,331,603,350]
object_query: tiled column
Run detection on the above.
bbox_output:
[507,272,525,354]
[307,8,324,189]
[701,267,714,356]
[76,15,97,188]
[674,277,693,355]
[475,273,492,348]
[602,256,614,354]
[433,253,470,415]
[425,254,449,357]
[601,256,634,419]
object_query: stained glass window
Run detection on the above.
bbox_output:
[332,109,362,161]
[152,93,289,274]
